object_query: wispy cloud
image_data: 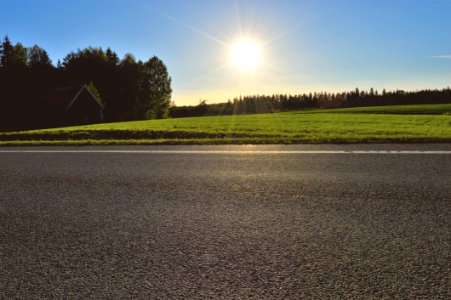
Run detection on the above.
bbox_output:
[432,55,451,59]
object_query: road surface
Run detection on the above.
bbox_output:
[0,144,450,299]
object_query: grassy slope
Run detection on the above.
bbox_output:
[1,104,450,145]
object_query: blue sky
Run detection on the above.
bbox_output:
[1,0,450,105]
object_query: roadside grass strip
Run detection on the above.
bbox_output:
[1,104,450,145]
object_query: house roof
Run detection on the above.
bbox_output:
[29,85,103,111]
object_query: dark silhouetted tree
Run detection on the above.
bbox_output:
[0,36,14,69]
[28,45,52,69]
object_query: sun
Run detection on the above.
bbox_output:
[230,39,262,71]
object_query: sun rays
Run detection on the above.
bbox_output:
[136,0,297,104]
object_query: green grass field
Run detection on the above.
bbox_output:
[1,103,450,145]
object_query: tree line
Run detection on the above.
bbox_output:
[0,36,172,130]
[170,87,451,118]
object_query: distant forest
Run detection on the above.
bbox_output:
[0,36,172,130]
[170,87,451,118]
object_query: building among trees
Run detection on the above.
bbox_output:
[0,35,173,131]
[26,85,104,129]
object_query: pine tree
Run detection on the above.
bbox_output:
[106,47,119,65]
[0,36,14,69]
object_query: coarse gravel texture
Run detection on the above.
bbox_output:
[0,144,450,299]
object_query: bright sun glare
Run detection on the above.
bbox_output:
[231,39,262,71]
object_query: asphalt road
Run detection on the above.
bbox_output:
[0,144,450,299]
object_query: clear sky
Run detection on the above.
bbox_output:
[1,0,450,105]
